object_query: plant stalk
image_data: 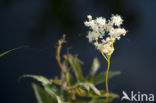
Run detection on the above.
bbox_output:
[105,58,110,103]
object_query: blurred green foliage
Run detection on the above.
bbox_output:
[0,47,22,58]
[22,35,120,103]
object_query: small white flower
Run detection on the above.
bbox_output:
[85,14,127,56]
[106,24,113,32]
[87,15,92,21]
[98,43,114,55]
[109,28,127,40]
[96,17,106,26]
[110,15,123,26]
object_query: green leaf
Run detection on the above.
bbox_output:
[93,71,121,85]
[77,88,118,103]
[32,83,54,103]
[44,86,63,103]
[68,54,84,82]
[100,90,119,98]
[88,83,101,96]
[75,82,101,96]
[0,47,22,57]
[89,98,98,103]
[21,75,52,86]
[89,97,116,103]
[53,76,63,86]
[76,88,118,99]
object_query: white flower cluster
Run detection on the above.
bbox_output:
[84,15,127,56]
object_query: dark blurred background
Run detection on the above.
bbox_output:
[0,0,156,103]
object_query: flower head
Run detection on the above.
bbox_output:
[84,14,127,56]
[110,15,123,27]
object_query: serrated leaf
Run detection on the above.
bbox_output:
[93,71,121,85]
[68,55,84,82]
[21,75,51,86]
[32,83,54,103]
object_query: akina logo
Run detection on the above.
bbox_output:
[121,91,155,102]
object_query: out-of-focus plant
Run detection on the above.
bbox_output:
[0,47,22,58]
[22,34,121,103]
[84,14,127,103]
[22,14,127,103]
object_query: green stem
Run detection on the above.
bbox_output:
[101,52,108,62]
[105,58,110,103]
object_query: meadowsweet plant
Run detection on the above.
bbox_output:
[21,14,127,103]
[84,14,127,102]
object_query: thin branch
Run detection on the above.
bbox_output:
[56,34,66,73]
